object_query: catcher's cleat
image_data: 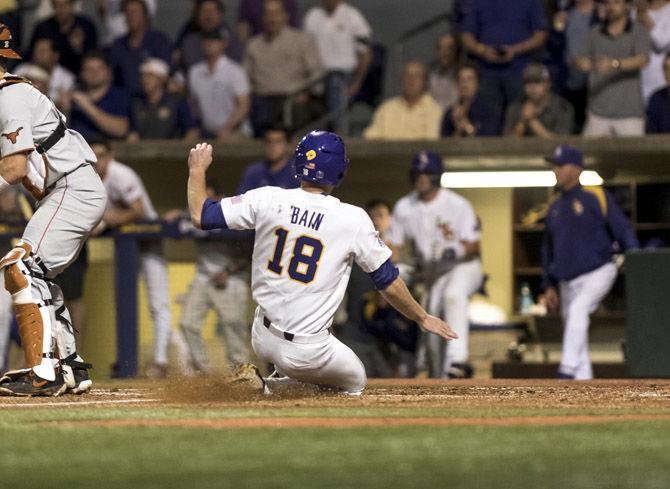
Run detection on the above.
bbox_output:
[0,370,66,397]
[61,354,93,394]
[231,363,271,395]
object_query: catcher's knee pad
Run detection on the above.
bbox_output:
[1,242,33,303]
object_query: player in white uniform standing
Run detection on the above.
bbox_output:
[0,24,106,396]
[89,138,189,377]
[387,151,483,379]
[186,131,458,394]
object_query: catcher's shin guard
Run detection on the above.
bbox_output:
[0,243,56,381]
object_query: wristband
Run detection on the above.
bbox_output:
[0,175,11,192]
[611,58,621,70]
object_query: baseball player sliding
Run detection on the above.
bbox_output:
[187,132,457,394]
[542,145,638,380]
[0,24,106,396]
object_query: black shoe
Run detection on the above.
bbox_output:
[0,370,66,397]
[61,354,93,394]
[447,363,474,379]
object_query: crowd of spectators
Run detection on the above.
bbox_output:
[2,0,670,142]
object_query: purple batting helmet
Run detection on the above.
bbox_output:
[294,130,349,187]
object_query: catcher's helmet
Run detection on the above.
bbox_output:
[0,24,22,60]
[294,130,349,187]
[410,150,443,183]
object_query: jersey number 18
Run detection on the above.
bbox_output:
[267,228,323,284]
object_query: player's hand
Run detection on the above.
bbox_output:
[188,143,213,173]
[420,315,459,341]
[544,287,560,312]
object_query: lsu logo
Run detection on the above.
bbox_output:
[572,199,584,216]
[306,150,317,161]
[2,126,23,144]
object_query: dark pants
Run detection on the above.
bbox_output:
[250,95,318,137]
[479,71,524,120]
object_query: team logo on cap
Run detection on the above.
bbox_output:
[306,150,316,161]
[572,199,584,216]
[554,146,562,158]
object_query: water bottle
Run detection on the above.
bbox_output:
[520,282,534,315]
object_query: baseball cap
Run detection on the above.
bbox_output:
[544,145,584,167]
[140,57,170,78]
[411,150,443,175]
[523,63,550,83]
[0,23,22,60]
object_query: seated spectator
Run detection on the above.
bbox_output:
[95,0,157,47]
[29,0,98,74]
[176,0,243,72]
[363,60,442,140]
[237,125,299,194]
[30,37,75,107]
[128,58,200,141]
[108,0,171,97]
[636,0,670,103]
[441,63,501,137]
[504,63,574,137]
[14,63,51,96]
[646,53,670,133]
[564,0,602,133]
[575,0,650,136]
[243,0,323,135]
[304,0,372,131]
[64,51,130,140]
[461,0,548,116]
[429,33,460,110]
[237,0,298,43]
[188,30,251,139]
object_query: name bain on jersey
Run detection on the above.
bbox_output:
[290,205,324,231]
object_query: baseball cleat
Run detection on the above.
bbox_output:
[0,370,66,397]
[231,363,271,395]
[61,354,94,394]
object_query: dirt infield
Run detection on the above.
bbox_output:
[1,378,662,429]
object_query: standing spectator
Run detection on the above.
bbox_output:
[90,139,190,378]
[243,0,323,135]
[128,58,200,141]
[363,60,442,140]
[188,29,251,139]
[237,125,299,194]
[64,51,130,140]
[237,0,298,43]
[29,0,98,74]
[461,0,548,115]
[504,62,574,137]
[176,0,243,72]
[565,0,601,133]
[646,53,670,133]
[304,0,373,130]
[30,37,74,106]
[108,0,171,97]
[95,0,157,47]
[636,0,670,103]
[429,33,461,110]
[542,145,638,380]
[387,151,483,379]
[575,0,650,137]
[441,63,501,137]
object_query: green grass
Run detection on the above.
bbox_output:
[1,406,669,489]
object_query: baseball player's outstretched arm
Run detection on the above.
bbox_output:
[187,143,214,229]
[380,277,459,341]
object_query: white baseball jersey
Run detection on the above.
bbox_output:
[102,159,157,219]
[219,186,391,335]
[387,188,480,263]
[0,73,96,186]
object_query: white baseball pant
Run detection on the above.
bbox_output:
[251,307,367,394]
[559,261,617,380]
[426,259,483,377]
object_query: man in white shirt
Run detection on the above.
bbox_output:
[186,131,457,394]
[30,36,75,107]
[387,151,483,379]
[90,138,190,378]
[304,0,372,131]
[188,29,251,139]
